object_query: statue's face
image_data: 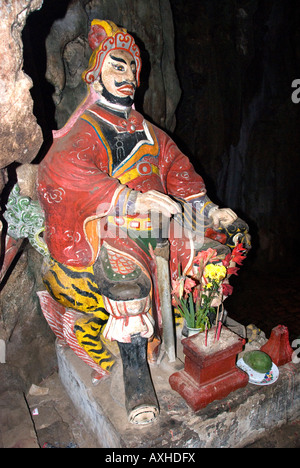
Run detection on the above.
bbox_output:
[99,49,137,105]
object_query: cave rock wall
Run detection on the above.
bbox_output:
[0,0,43,191]
[172,0,300,268]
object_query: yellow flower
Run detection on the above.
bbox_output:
[205,282,213,289]
[204,264,227,282]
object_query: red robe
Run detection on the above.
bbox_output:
[37,100,207,276]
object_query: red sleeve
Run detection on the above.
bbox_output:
[38,118,122,217]
[156,127,207,199]
[37,118,126,266]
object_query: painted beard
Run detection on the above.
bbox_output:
[99,76,135,107]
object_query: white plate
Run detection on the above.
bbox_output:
[237,357,279,386]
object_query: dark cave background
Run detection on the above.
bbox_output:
[1,0,300,396]
[172,0,300,272]
[171,0,300,340]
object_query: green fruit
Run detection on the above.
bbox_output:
[243,350,272,373]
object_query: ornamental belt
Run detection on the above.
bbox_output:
[107,215,152,231]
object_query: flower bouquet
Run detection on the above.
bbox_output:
[171,243,247,339]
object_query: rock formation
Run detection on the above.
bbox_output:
[0,0,43,192]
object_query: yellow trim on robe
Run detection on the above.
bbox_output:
[199,201,213,214]
[118,164,160,184]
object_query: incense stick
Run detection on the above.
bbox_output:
[214,305,220,343]
[216,306,224,341]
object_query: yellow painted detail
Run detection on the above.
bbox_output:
[74,316,115,371]
[43,261,105,312]
[118,164,160,184]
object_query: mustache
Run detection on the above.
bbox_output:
[115,80,136,90]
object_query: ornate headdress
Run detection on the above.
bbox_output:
[82,19,141,86]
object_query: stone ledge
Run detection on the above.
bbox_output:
[56,341,300,448]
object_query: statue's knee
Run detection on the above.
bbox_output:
[108,280,148,301]
[94,244,151,301]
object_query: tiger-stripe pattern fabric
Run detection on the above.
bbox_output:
[42,259,115,373]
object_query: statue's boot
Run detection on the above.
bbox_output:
[117,333,159,425]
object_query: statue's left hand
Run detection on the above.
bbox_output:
[209,208,238,228]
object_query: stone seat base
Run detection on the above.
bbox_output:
[56,338,300,448]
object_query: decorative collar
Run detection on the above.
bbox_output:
[96,94,132,118]
[86,98,145,134]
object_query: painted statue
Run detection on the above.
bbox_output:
[3,20,250,425]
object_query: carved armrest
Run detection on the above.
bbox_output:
[205,217,251,251]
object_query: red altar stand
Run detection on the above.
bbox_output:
[169,327,248,412]
[260,325,293,367]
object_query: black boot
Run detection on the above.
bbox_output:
[118,334,159,425]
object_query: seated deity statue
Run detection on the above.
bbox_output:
[4,19,250,425]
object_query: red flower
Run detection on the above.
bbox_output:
[232,255,245,265]
[171,278,184,298]
[227,266,240,276]
[172,277,196,300]
[232,243,247,264]
[184,277,197,294]
[233,243,246,254]
[222,282,233,296]
[222,243,247,267]
[193,287,199,302]
[194,248,218,266]
[222,253,232,267]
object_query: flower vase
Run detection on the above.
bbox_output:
[187,327,202,337]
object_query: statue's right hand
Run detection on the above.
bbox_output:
[135,190,181,218]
